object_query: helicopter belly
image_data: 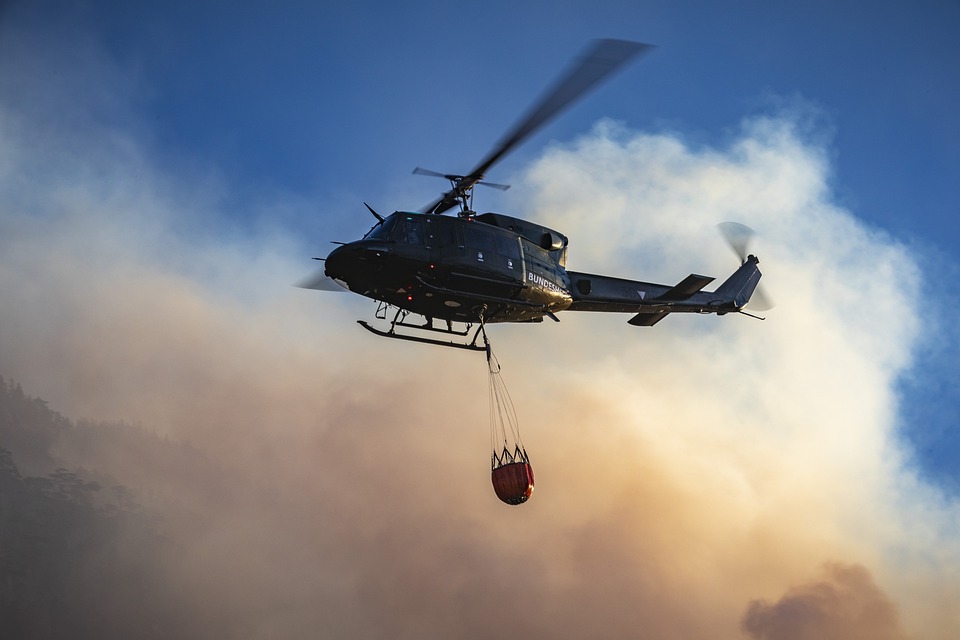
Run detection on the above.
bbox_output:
[408,268,535,322]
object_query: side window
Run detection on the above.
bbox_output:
[425,217,457,248]
[406,218,423,245]
[463,224,494,253]
[495,233,521,260]
[463,224,495,264]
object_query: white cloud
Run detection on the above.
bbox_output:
[509,113,958,638]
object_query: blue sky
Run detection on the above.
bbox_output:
[2,2,960,636]
[39,0,958,243]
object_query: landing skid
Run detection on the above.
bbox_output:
[357,320,486,351]
[358,304,487,352]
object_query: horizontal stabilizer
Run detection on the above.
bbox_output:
[628,311,670,326]
[656,274,714,301]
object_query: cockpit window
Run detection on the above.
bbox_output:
[365,213,427,245]
[391,215,424,245]
[363,214,397,240]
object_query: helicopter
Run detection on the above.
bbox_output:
[303,39,765,351]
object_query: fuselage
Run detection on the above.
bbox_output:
[323,210,763,327]
[324,211,573,324]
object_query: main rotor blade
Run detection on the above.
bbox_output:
[412,167,453,179]
[469,39,652,182]
[414,179,510,215]
[422,193,460,215]
[416,167,466,214]
[477,180,511,192]
[295,268,348,292]
[415,167,511,190]
[423,39,652,214]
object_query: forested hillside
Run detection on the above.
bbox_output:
[0,377,203,639]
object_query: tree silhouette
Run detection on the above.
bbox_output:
[0,379,195,639]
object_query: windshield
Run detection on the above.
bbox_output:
[363,213,398,240]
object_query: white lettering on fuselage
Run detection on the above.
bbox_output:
[527,271,568,296]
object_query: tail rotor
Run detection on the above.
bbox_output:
[717,222,774,312]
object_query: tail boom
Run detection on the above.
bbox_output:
[566,256,762,326]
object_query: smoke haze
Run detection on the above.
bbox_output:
[742,563,909,640]
[2,17,958,640]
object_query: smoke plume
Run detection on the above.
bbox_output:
[1,17,958,640]
[742,563,908,640]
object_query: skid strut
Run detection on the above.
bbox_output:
[357,304,489,352]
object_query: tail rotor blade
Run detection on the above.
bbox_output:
[717,221,755,263]
[717,222,774,310]
[747,286,774,311]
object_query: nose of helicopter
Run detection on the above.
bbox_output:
[322,243,357,284]
[323,240,390,287]
[322,243,347,276]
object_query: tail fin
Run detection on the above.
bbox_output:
[714,255,762,309]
